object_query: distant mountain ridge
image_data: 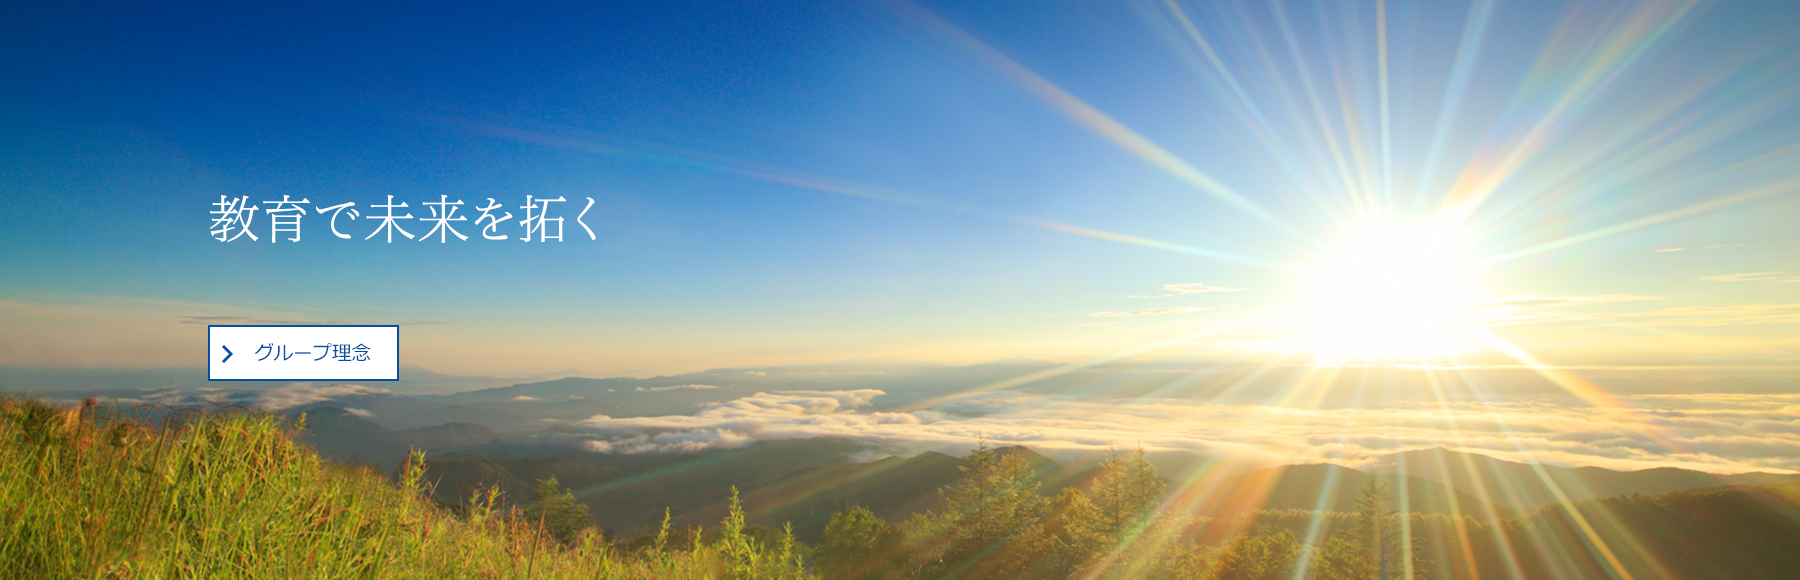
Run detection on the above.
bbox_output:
[1369,447,1800,511]
[280,405,1800,542]
[1182,463,1517,521]
[392,422,500,450]
[722,445,1087,542]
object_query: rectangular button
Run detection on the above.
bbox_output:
[208,325,399,381]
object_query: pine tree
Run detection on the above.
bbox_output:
[1090,447,1166,538]
[938,442,1047,546]
[1353,477,1394,579]
[914,441,1049,577]
[1337,477,1428,580]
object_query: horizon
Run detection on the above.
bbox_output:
[10,355,1798,476]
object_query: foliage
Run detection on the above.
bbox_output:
[1210,528,1302,580]
[815,506,897,580]
[526,474,593,546]
[1346,478,1427,580]
[813,445,1318,580]
[903,441,1050,578]
[808,445,1460,580]
[0,397,808,580]
[1308,534,1369,580]
[1090,447,1167,536]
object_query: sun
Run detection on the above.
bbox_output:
[1289,219,1484,362]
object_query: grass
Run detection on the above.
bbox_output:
[0,398,806,580]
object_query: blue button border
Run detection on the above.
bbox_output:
[207,324,401,381]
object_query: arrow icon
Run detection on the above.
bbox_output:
[221,345,233,363]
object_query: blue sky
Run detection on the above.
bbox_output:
[3,0,1799,376]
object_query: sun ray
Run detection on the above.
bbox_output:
[1461,328,1660,413]
[1149,0,1325,206]
[879,0,1302,236]
[1481,172,1800,267]
[458,121,1286,270]
[1436,0,1707,228]
[1376,0,1393,211]
[1268,0,1377,213]
[1411,0,1498,213]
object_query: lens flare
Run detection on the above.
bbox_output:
[1291,219,1482,362]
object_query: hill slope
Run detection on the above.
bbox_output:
[0,398,804,579]
[1370,447,1800,511]
[1182,463,1515,521]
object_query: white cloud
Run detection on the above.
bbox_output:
[256,383,390,410]
[513,395,539,401]
[1164,282,1243,294]
[1128,283,1243,299]
[1610,304,1800,326]
[1466,294,1663,326]
[576,389,1800,474]
[1463,293,1800,327]
[1088,307,1209,318]
[1657,244,1740,253]
[581,389,911,453]
[344,408,373,417]
[1476,294,1659,307]
[635,384,720,393]
[1702,272,1800,282]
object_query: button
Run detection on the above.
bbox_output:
[208,325,399,381]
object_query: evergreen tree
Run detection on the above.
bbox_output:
[1353,477,1394,579]
[526,474,593,546]
[1090,447,1166,538]
[1003,488,1101,579]
[938,442,1047,546]
[1331,477,1428,580]
[910,441,1049,578]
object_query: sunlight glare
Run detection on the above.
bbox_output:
[1293,219,1482,362]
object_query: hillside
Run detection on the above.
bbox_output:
[291,406,413,473]
[704,446,1086,543]
[1370,447,1800,511]
[1183,463,1516,521]
[1501,483,1800,579]
[0,398,806,579]
[287,403,1800,541]
[424,438,870,537]
[393,422,501,450]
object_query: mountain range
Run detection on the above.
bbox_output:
[282,406,1800,541]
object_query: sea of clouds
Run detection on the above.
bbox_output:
[577,388,1800,474]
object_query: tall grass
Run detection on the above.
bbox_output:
[0,398,806,579]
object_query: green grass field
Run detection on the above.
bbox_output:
[0,398,804,580]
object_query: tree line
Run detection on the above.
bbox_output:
[809,444,1427,580]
